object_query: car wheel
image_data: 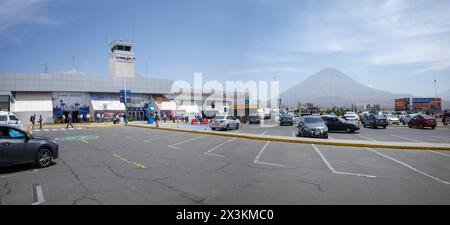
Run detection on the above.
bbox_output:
[235,124,239,130]
[298,131,303,137]
[383,126,386,129]
[211,128,216,131]
[226,125,230,131]
[36,148,52,168]
[432,126,436,129]
[420,125,424,129]
[408,123,412,128]
[345,127,351,133]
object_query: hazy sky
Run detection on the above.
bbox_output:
[0,0,449,96]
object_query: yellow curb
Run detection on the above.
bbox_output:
[87,124,125,129]
[126,124,450,151]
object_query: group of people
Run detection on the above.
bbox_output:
[29,114,43,129]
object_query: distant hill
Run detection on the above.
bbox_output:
[280,68,414,108]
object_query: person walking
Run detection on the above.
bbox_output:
[154,112,160,128]
[30,114,36,129]
[62,114,66,124]
[38,115,43,129]
[66,113,74,128]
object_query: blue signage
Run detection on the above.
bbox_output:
[412,98,434,103]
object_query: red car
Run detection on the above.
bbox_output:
[408,114,437,129]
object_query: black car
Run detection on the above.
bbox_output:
[0,125,59,168]
[297,116,328,138]
[321,115,360,133]
[279,114,294,126]
[362,114,388,129]
[246,115,261,124]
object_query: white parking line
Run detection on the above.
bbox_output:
[168,135,207,150]
[390,135,422,142]
[261,130,268,135]
[60,128,66,131]
[143,133,180,143]
[355,134,377,141]
[32,184,45,205]
[312,144,376,178]
[0,169,38,179]
[52,129,58,131]
[431,136,449,141]
[44,129,49,131]
[428,150,450,158]
[253,141,285,167]
[204,137,237,158]
[76,127,83,129]
[366,147,450,185]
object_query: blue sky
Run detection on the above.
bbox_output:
[0,0,449,96]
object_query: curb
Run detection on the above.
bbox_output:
[126,124,450,151]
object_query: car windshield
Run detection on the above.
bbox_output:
[303,117,323,123]
[387,115,396,118]
[374,115,385,119]
[421,115,433,119]
[9,115,19,121]
[214,116,225,120]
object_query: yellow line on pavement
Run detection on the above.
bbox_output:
[126,124,450,151]
[112,154,146,169]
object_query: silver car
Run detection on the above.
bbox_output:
[210,115,240,131]
[297,116,328,138]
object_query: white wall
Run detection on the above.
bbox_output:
[14,92,53,112]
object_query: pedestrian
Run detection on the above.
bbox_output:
[154,112,160,128]
[38,115,43,129]
[66,113,74,128]
[115,113,120,124]
[62,114,66,124]
[443,110,448,126]
[86,113,91,123]
[30,114,36,129]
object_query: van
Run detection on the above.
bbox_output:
[0,112,23,128]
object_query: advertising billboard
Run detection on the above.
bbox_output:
[395,98,410,111]
[412,98,441,111]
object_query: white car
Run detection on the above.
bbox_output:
[343,112,360,123]
[0,111,23,129]
[402,113,418,125]
[210,115,240,131]
[385,114,400,125]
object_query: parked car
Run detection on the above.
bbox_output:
[322,115,360,133]
[0,124,59,168]
[246,115,261,124]
[0,111,23,129]
[279,114,294,126]
[297,116,328,138]
[402,113,418,125]
[408,114,437,129]
[362,114,388,129]
[343,112,360,123]
[210,115,240,131]
[385,114,400,125]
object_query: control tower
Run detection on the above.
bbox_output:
[108,40,135,77]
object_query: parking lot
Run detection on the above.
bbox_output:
[1,125,450,205]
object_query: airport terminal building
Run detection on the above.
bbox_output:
[0,40,251,124]
[0,40,174,124]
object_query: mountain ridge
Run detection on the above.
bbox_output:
[280,68,414,108]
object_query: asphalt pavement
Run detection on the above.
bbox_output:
[1,126,449,205]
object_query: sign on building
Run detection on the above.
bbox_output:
[395,98,410,111]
